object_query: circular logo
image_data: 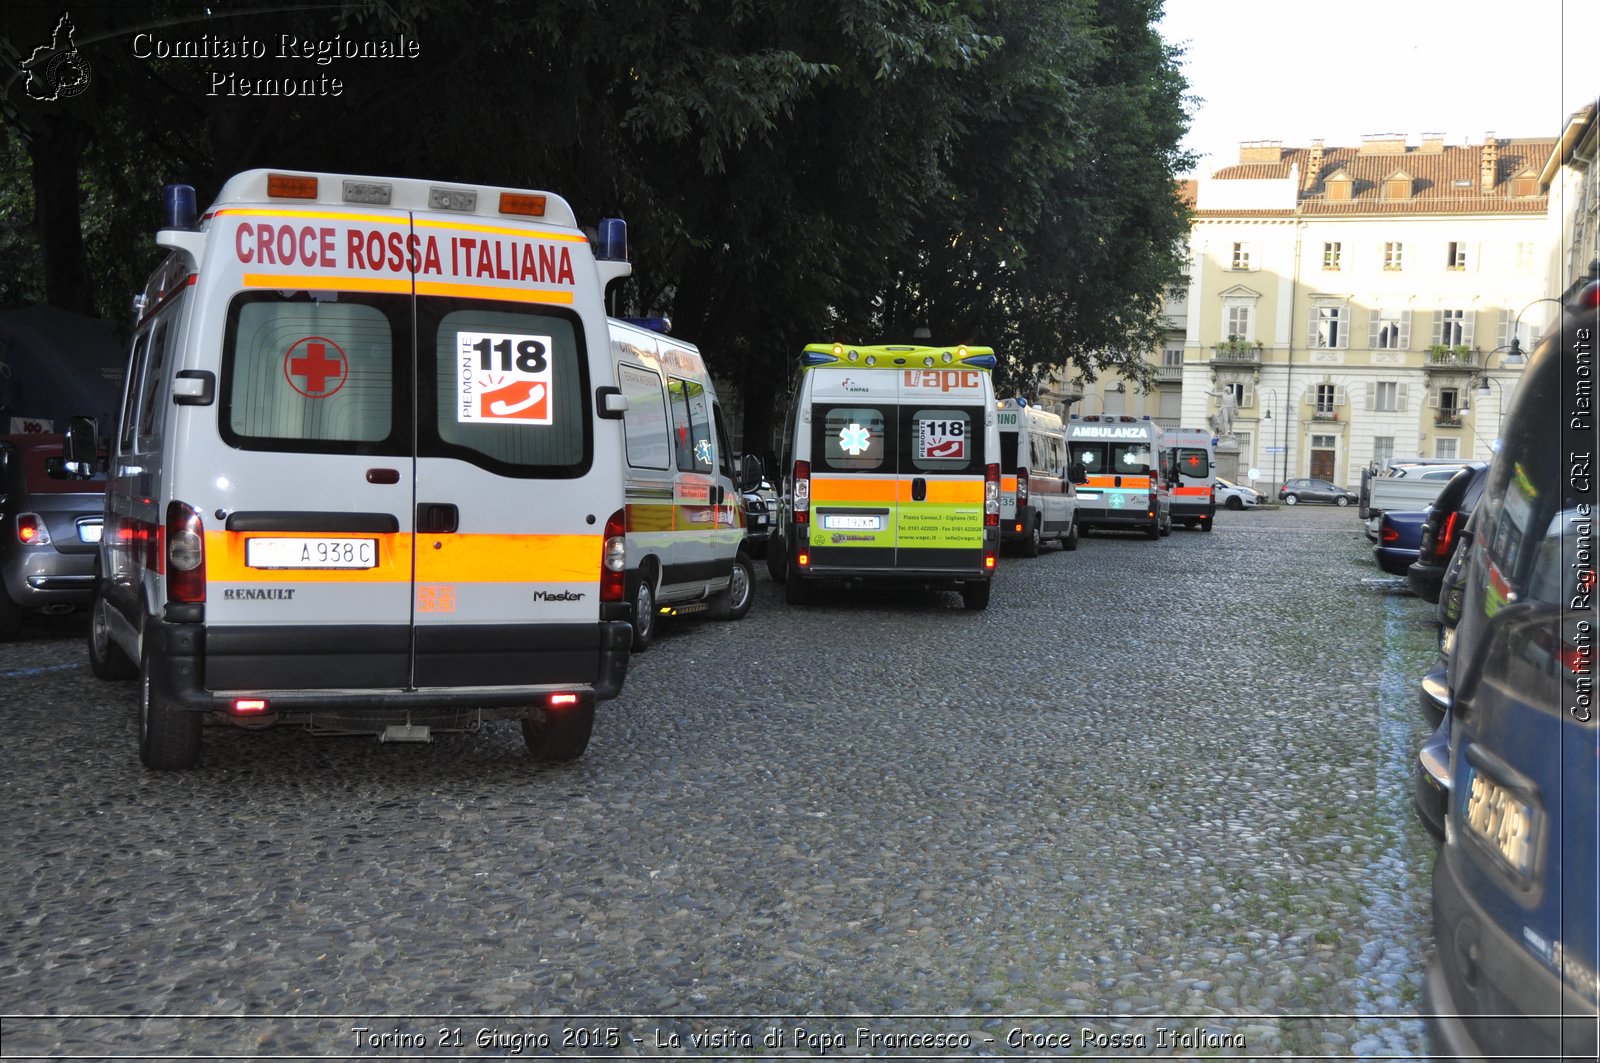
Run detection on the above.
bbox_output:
[283,336,349,398]
[46,51,91,99]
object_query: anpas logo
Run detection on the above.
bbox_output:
[533,590,586,602]
[838,376,872,393]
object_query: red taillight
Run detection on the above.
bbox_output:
[16,514,49,546]
[796,551,810,568]
[1017,467,1030,506]
[984,463,1000,527]
[1434,511,1460,558]
[601,508,626,602]
[793,460,811,524]
[550,692,579,707]
[165,501,205,603]
[1381,525,1400,543]
[233,698,270,714]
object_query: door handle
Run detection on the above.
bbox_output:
[912,477,927,501]
[417,503,459,534]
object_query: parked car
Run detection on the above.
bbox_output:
[1213,476,1259,510]
[741,471,778,560]
[1412,506,1480,840]
[1424,276,1598,1061]
[1279,477,1357,506]
[1371,508,1426,575]
[1405,462,1489,602]
[0,433,106,639]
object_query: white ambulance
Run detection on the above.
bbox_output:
[608,318,753,650]
[1164,426,1217,531]
[767,343,1000,610]
[67,170,635,769]
[995,398,1079,555]
[1065,415,1172,539]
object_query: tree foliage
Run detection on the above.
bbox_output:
[1,0,1193,448]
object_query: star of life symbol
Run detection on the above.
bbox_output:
[838,422,871,457]
[695,439,713,466]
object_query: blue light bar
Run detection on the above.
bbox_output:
[802,352,835,366]
[597,217,628,261]
[964,354,997,369]
[620,316,672,334]
[163,184,197,231]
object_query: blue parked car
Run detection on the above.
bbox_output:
[1372,508,1426,576]
[1424,275,1598,1060]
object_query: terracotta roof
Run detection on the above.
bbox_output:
[1206,138,1558,214]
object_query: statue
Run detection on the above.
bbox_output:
[1208,386,1238,441]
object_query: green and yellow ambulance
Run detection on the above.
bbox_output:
[766,343,1000,610]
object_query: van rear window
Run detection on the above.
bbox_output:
[1175,447,1210,479]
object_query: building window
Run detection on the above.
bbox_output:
[1223,382,1246,406]
[1438,309,1466,347]
[1435,437,1458,459]
[1311,305,1348,349]
[1439,387,1460,415]
[1311,434,1338,449]
[1231,242,1251,270]
[1373,436,1395,467]
[1447,241,1468,270]
[1225,303,1253,342]
[1163,348,1184,368]
[1322,242,1342,270]
[1374,381,1399,412]
[1315,384,1336,415]
[1372,309,1407,350]
[1384,242,1404,271]
[1515,241,1535,272]
[1513,175,1539,197]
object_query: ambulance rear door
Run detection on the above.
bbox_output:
[894,368,989,572]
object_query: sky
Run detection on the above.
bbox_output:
[1157,0,1600,177]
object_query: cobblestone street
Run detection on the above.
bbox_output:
[0,505,1443,1059]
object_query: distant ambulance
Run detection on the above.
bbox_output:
[1164,426,1217,532]
[768,343,1000,609]
[1066,415,1172,539]
[995,398,1078,555]
[68,170,636,769]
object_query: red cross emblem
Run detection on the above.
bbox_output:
[283,336,348,398]
[1186,454,1202,469]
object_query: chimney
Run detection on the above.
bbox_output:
[1305,139,1324,190]
[1420,132,1445,153]
[1359,133,1408,155]
[1480,134,1499,193]
[1238,140,1283,164]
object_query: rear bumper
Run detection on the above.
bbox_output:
[148,616,633,716]
[1425,845,1599,1062]
[1000,503,1039,543]
[1413,717,1449,841]
[1373,545,1419,576]
[1408,558,1448,602]
[1075,507,1156,528]
[3,553,95,608]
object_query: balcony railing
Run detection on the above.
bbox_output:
[1155,365,1184,383]
[1424,346,1481,371]
[1211,342,1263,365]
[1434,414,1463,428]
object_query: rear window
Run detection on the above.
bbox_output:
[1175,447,1210,479]
[1112,442,1152,476]
[221,291,590,476]
[1070,441,1108,475]
[815,405,887,472]
[999,430,1020,473]
[3,441,107,493]
[907,407,981,474]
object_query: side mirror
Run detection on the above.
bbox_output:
[739,453,763,491]
[1068,461,1088,485]
[63,416,99,479]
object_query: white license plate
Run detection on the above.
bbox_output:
[1077,491,1102,500]
[823,514,883,531]
[1462,764,1536,876]
[78,521,103,544]
[246,537,378,569]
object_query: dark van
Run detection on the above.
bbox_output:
[1424,277,1599,1060]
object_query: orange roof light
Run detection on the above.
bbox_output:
[499,192,547,217]
[267,174,319,199]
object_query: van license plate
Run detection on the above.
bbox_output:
[1462,764,1536,877]
[823,514,883,531]
[246,537,378,569]
[78,521,103,543]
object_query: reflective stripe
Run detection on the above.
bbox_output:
[206,532,601,584]
[812,477,984,503]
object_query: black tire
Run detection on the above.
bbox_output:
[766,536,788,582]
[88,585,137,681]
[961,579,991,610]
[521,698,594,762]
[0,586,22,641]
[1021,517,1041,558]
[1200,517,1214,533]
[1062,515,1079,551]
[1225,495,1244,511]
[1160,513,1171,537]
[1335,495,1351,507]
[1145,520,1160,540]
[710,550,755,620]
[1284,494,1299,505]
[630,567,658,652]
[784,568,811,605]
[139,630,201,770]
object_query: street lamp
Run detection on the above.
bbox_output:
[1504,296,1562,364]
[1261,388,1283,491]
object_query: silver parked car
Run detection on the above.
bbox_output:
[0,434,106,638]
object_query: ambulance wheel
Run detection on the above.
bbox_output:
[961,579,991,611]
[1145,520,1160,540]
[1063,516,1079,551]
[784,570,811,605]
[1159,514,1172,537]
[1021,518,1041,558]
[89,585,137,680]
[711,550,754,620]
[1200,517,1214,533]
[630,567,658,652]
[139,630,200,771]
[522,699,594,762]
[766,539,788,583]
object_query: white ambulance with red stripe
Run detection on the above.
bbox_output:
[66,170,635,769]
[1164,426,1217,532]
